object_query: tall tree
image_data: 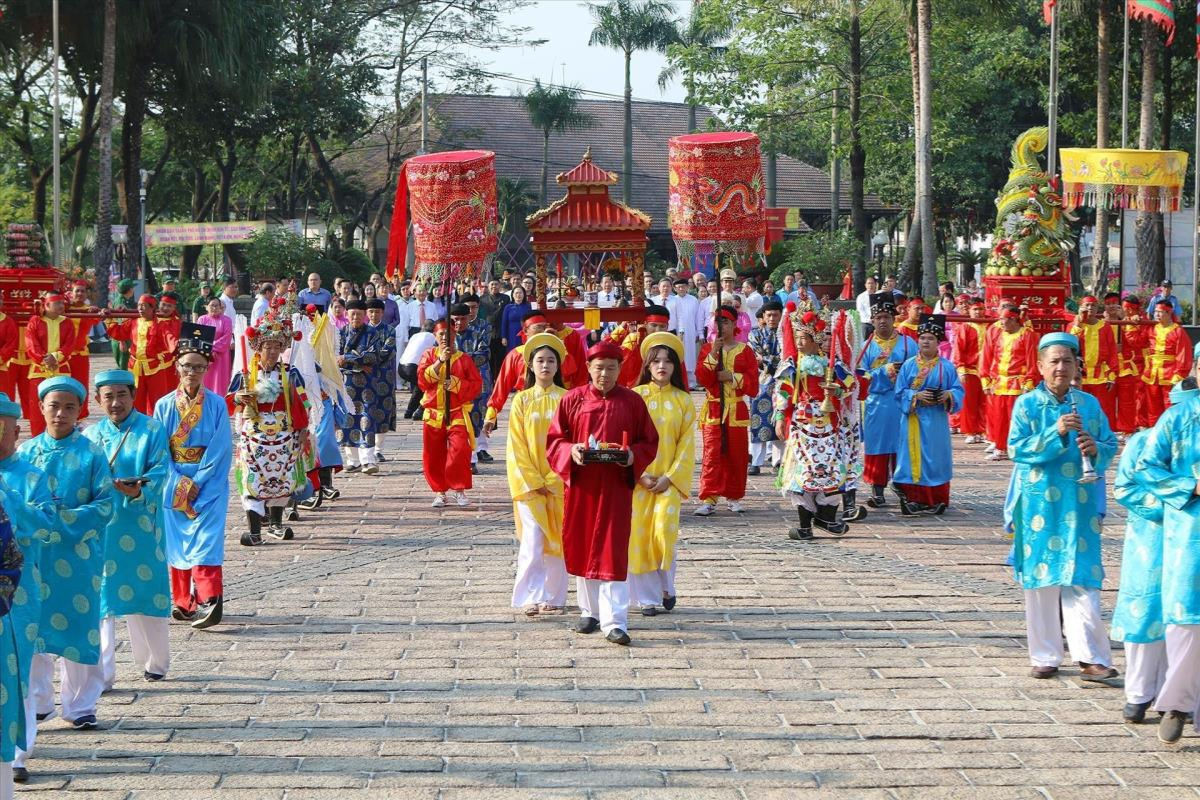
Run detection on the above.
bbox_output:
[916,0,936,299]
[1134,23,1162,287]
[1090,0,1113,295]
[588,0,679,204]
[522,79,594,205]
[93,0,117,306]
[659,10,727,133]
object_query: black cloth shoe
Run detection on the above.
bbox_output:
[13,767,28,783]
[191,596,223,630]
[470,463,479,475]
[640,606,658,617]
[606,629,631,645]
[662,595,677,611]
[377,453,388,463]
[575,616,600,634]
[790,506,815,540]
[815,504,846,536]
[842,490,867,523]
[866,486,888,508]
[71,714,98,730]
[144,671,165,682]
[171,606,196,622]
[286,505,301,522]
[931,503,947,516]
[477,450,494,463]
[747,465,761,476]
[1124,701,1152,723]
[321,487,340,501]
[1160,710,1187,744]
[298,495,321,511]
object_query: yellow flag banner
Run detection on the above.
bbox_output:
[1059,148,1188,213]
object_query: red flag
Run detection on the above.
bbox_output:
[1129,0,1176,46]
[1043,0,1056,24]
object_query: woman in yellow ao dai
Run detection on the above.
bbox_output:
[506,332,569,615]
[631,332,696,615]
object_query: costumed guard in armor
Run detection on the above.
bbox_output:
[774,309,855,540]
[229,305,313,547]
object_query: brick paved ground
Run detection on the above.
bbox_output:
[18,362,1200,798]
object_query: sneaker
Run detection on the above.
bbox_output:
[143,671,165,682]
[344,464,360,473]
[985,450,1008,461]
[454,491,470,507]
[35,708,59,723]
[693,503,715,517]
[431,494,446,508]
[361,464,380,476]
[983,443,997,455]
[727,501,745,514]
[1160,710,1187,744]
[71,714,98,730]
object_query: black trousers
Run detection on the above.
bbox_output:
[399,363,423,415]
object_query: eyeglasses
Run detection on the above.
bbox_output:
[178,363,209,373]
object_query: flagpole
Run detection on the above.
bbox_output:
[1120,0,1131,295]
[1048,3,1060,175]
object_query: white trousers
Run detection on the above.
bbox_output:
[629,563,677,609]
[1125,640,1169,705]
[749,441,783,468]
[99,615,171,690]
[576,577,629,634]
[16,653,105,767]
[476,432,490,454]
[373,432,388,455]
[0,762,11,800]
[511,503,567,608]
[1155,625,1200,714]
[1023,585,1113,668]
[342,446,376,467]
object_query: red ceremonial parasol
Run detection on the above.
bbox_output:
[667,131,766,265]
[384,149,499,284]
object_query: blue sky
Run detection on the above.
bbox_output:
[452,0,689,104]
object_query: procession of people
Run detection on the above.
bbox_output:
[1,261,1200,798]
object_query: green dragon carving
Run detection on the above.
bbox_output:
[985,127,1076,278]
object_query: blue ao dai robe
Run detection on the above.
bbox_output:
[1008,385,1116,590]
[1134,394,1200,624]
[154,389,233,570]
[1111,430,1165,643]
[370,322,398,432]
[0,498,25,760]
[892,355,964,488]
[82,411,172,619]
[337,323,382,448]
[747,326,781,444]
[17,430,114,664]
[858,334,919,457]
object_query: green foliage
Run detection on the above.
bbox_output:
[768,232,862,286]
[244,228,328,281]
[334,247,376,285]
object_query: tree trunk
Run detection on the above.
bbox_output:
[903,0,922,295]
[541,131,550,205]
[30,168,48,229]
[122,65,152,290]
[93,0,117,304]
[902,210,921,293]
[215,140,248,292]
[181,166,208,281]
[848,0,869,296]
[916,0,937,300]
[1135,24,1163,287]
[67,88,99,233]
[1090,0,1113,296]
[623,49,633,205]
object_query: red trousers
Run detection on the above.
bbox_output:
[1143,383,1172,427]
[895,482,950,506]
[958,375,986,435]
[170,565,223,611]
[1115,375,1141,434]
[26,377,48,436]
[699,423,749,502]
[69,353,90,419]
[1081,383,1115,431]
[863,453,895,488]
[423,423,472,493]
[135,370,177,416]
[987,394,1019,453]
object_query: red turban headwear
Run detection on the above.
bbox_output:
[586,341,623,362]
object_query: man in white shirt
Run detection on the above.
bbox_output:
[741,279,764,329]
[597,275,619,308]
[667,278,701,374]
[856,274,879,336]
[220,279,238,325]
[250,283,274,325]
[696,279,719,342]
[398,321,437,420]
[655,279,674,326]
[414,284,443,325]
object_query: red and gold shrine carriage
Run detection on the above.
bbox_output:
[529,149,651,326]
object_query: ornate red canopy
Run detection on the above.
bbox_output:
[526,149,651,320]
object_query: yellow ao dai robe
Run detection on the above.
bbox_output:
[630,383,696,573]
[506,385,567,555]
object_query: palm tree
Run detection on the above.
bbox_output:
[496,177,537,239]
[93,0,117,306]
[1090,0,1114,296]
[658,11,727,132]
[522,79,594,205]
[915,0,936,300]
[1134,23,1162,287]
[588,0,680,204]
